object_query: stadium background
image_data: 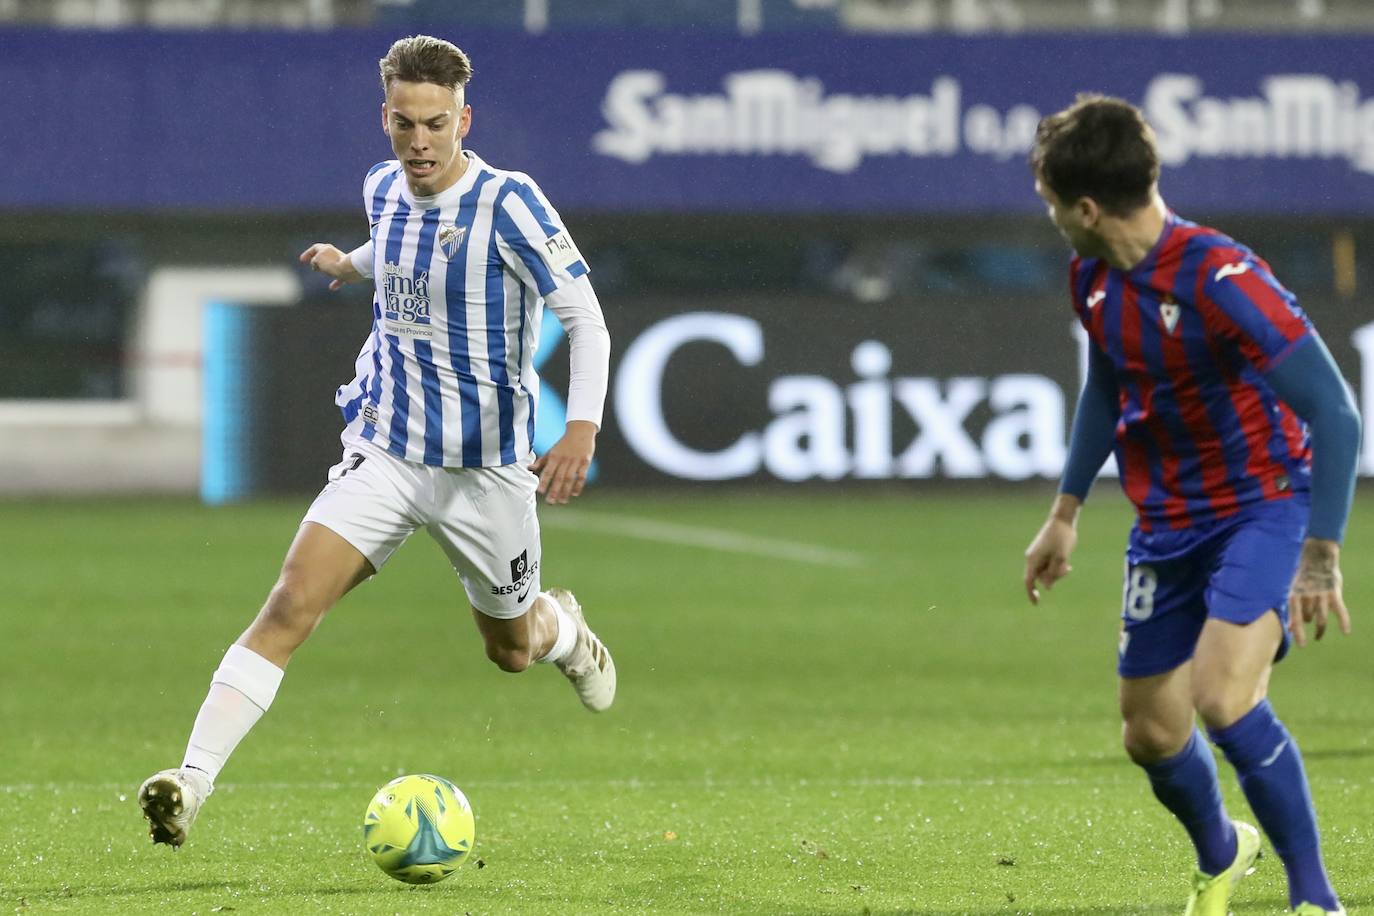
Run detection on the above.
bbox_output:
[3,2,1373,914]
[4,0,1374,498]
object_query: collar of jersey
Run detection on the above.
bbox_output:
[1128,209,1179,276]
[398,149,484,211]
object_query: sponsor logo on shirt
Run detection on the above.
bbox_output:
[382,262,433,339]
[1215,261,1250,283]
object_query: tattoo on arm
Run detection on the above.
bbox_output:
[1294,544,1338,593]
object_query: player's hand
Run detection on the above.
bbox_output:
[299,242,364,291]
[1023,495,1081,605]
[530,420,597,505]
[1287,538,1351,647]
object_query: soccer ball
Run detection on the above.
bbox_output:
[363,774,475,884]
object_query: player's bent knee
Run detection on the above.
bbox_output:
[1192,689,1257,732]
[484,643,533,673]
[1191,672,1261,731]
[1122,716,1189,765]
[258,580,329,638]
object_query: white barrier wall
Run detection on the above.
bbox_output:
[0,267,300,496]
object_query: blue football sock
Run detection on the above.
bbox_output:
[1210,699,1339,911]
[1140,728,1237,875]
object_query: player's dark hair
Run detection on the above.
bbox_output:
[1030,94,1159,216]
[379,35,472,95]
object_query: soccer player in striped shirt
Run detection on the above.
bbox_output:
[139,35,615,847]
[1022,95,1360,916]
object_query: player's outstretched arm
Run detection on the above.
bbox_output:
[531,420,598,505]
[299,242,367,291]
[1024,494,1080,605]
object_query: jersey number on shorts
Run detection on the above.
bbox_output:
[1123,564,1158,621]
[340,453,366,477]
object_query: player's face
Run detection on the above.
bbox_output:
[383,80,473,196]
[1035,178,1103,258]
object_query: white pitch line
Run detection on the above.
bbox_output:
[15,774,1374,795]
[0,775,1133,794]
[542,509,865,569]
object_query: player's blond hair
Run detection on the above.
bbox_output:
[378,35,472,95]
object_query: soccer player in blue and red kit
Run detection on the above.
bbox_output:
[1023,95,1360,916]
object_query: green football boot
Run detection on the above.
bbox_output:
[1292,904,1345,915]
[1182,820,1261,916]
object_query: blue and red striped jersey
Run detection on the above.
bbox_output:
[1070,213,1313,531]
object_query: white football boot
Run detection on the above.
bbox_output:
[547,588,616,712]
[138,767,212,847]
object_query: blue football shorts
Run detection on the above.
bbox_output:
[1115,495,1308,679]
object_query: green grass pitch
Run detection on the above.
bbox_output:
[2,489,1372,914]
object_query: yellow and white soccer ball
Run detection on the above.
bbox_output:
[363,774,475,884]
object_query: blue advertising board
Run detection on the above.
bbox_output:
[4,29,1373,213]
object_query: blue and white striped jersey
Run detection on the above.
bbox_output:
[336,150,590,468]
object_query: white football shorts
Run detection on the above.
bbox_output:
[302,440,542,619]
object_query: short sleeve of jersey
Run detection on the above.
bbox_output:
[493,175,590,298]
[1198,249,1312,373]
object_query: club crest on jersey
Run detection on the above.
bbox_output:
[1159,296,1181,335]
[438,223,466,261]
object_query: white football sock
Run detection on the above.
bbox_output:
[536,594,577,665]
[182,644,284,784]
